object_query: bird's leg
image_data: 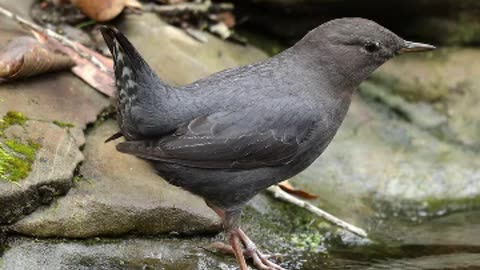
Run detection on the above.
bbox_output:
[206,202,287,270]
[223,209,249,270]
[230,230,249,270]
[224,209,286,270]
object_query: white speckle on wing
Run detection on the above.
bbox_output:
[122,67,132,78]
[114,41,124,63]
[126,80,136,89]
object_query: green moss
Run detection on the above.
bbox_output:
[372,196,480,224]
[4,139,40,162]
[53,120,75,128]
[0,111,28,131]
[0,139,41,182]
[424,196,480,214]
[73,175,83,183]
[290,231,326,251]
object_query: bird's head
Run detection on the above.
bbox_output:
[295,18,435,89]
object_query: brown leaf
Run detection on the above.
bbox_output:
[70,49,115,97]
[33,31,115,97]
[71,0,142,22]
[278,180,318,200]
[216,12,235,28]
[0,36,75,80]
[156,0,187,4]
[209,22,232,39]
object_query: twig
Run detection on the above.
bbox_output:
[144,1,233,16]
[267,185,368,238]
[0,5,108,72]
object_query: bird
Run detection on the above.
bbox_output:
[101,18,434,270]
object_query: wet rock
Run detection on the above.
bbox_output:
[0,120,83,224]
[12,120,221,237]
[3,195,336,270]
[0,236,237,270]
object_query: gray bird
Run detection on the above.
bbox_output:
[101,18,434,270]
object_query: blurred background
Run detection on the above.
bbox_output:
[0,0,479,269]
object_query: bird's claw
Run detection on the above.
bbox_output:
[245,247,286,270]
[237,229,287,270]
[208,240,286,270]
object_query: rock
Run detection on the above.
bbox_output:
[0,237,236,270]
[0,1,110,130]
[372,48,480,150]
[0,72,110,130]
[12,120,221,237]
[0,0,107,226]
[292,93,480,226]
[2,194,344,270]
[233,0,480,46]
[0,120,83,224]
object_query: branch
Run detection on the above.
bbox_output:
[144,1,234,16]
[267,185,368,238]
[0,5,108,73]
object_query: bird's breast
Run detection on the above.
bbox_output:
[289,92,352,173]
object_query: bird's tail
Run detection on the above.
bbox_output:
[100,26,163,98]
[100,26,169,140]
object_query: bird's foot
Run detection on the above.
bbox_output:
[236,229,287,270]
[209,232,286,270]
[208,241,283,261]
[208,241,235,255]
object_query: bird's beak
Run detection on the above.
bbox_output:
[398,41,436,54]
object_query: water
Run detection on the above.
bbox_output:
[282,210,480,270]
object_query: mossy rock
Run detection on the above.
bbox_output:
[0,140,40,183]
[0,111,28,137]
[0,111,41,183]
[52,121,75,128]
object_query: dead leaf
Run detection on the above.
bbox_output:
[216,12,235,28]
[156,0,187,4]
[50,0,71,7]
[70,46,115,97]
[0,36,75,80]
[32,31,115,97]
[72,0,142,22]
[209,22,231,39]
[278,180,318,200]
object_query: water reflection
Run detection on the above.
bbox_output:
[295,210,480,270]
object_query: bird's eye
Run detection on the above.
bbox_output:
[364,42,381,53]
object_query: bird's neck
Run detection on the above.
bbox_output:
[285,39,369,94]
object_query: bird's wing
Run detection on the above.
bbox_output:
[116,107,315,169]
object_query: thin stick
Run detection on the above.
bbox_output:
[267,185,368,238]
[0,5,108,72]
[144,1,233,16]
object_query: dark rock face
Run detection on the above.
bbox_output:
[233,0,480,46]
